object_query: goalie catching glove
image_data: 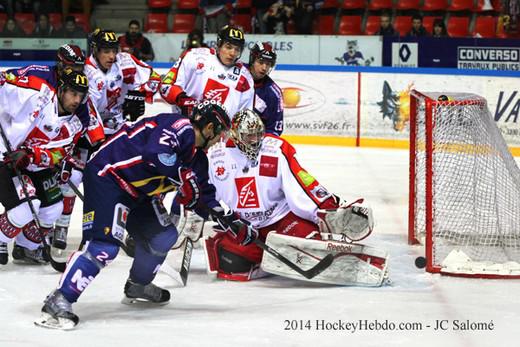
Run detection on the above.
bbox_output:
[317,198,374,241]
[122,90,146,121]
[210,206,259,246]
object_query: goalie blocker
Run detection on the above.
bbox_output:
[261,233,388,287]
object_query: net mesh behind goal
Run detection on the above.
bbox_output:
[409,90,520,278]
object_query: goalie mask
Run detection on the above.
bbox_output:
[231,109,265,162]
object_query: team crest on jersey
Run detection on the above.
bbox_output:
[195,58,205,74]
[235,177,260,208]
[203,79,230,103]
[158,152,177,166]
[213,159,229,180]
[259,155,278,177]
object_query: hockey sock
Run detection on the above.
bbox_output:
[0,212,23,243]
[129,227,178,284]
[58,240,119,303]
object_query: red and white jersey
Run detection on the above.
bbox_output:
[160,47,254,119]
[0,74,85,171]
[85,52,159,134]
[207,134,334,228]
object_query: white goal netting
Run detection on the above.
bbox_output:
[410,91,520,277]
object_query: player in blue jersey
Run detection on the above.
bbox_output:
[35,100,232,330]
[248,42,284,136]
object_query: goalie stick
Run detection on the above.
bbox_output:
[206,207,334,280]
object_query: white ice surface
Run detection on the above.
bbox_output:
[1,145,520,347]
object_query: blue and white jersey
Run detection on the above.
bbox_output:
[253,74,284,136]
[88,113,199,196]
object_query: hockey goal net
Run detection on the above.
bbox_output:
[408,90,520,278]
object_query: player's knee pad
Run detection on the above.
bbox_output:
[218,247,256,274]
[58,240,119,303]
[83,240,120,268]
[37,201,64,228]
[7,200,42,227]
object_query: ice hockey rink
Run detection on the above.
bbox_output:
[1,144,520,347]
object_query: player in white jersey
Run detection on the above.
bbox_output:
[85,29,161,135]
[0,69,92,265]
[159,25,254,118]
[203,109,374,281]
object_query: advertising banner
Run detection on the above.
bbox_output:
[146,33,382,66]
[383,36,520,70]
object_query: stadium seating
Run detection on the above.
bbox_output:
[395,0,421,11]
[235,0,252,8]
[70,13,90,32]
[172,13,196,33]
[422,16,443,34]
[394,15,412,36]
[316,14,338,35]
[364,15,380,35]
[230,14,252,33]
[147,0,172,9]
[368,0,393,10]
[472,15,497,37]
[341,0,367,10]
[421,0,448,11]
[14,13,35,35]
[145,12,169,32]
[0,13,6,31]
[447,0,475,11]
[446,15,470,37]
[177,0,200,10]
[48,13,62,30]
[337,15,362,35]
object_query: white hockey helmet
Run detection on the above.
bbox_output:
[231,109,265,162]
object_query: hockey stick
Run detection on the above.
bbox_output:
[206,207,334,280]
[0,122,65,272]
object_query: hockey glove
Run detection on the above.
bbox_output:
[3,148,32,170]
[58,156,86,184]
[122,90,146,121]
[210,206,259,246]
[176,92,197,117]
[177,167,200,210]
[317,200,374,242]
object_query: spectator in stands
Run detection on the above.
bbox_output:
[407,14,429,37]
[375,11,398,36]
[432,18,449,38]
[293,0,315,35]
[62,0,93,19]
[252,0,276,34]
[32,13,55,37]
[118,20,155,62]
[263,0,293,35]
[196,0,234,33]
[185,28,208,50]
[55,15,86,38]
[0,17,25,37]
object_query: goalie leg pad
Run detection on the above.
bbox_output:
[261,232,388,287]
[203,233,267,281]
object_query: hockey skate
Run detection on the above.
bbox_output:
[51,226,68,250]
[121,279,170,305]
[12,243,49,264]
[0,241,8,265]
[34,289,79,330]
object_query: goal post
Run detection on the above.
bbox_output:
[408,90,520,278]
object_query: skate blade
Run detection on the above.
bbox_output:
[121,296,170,306]
[34,312,78,330]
